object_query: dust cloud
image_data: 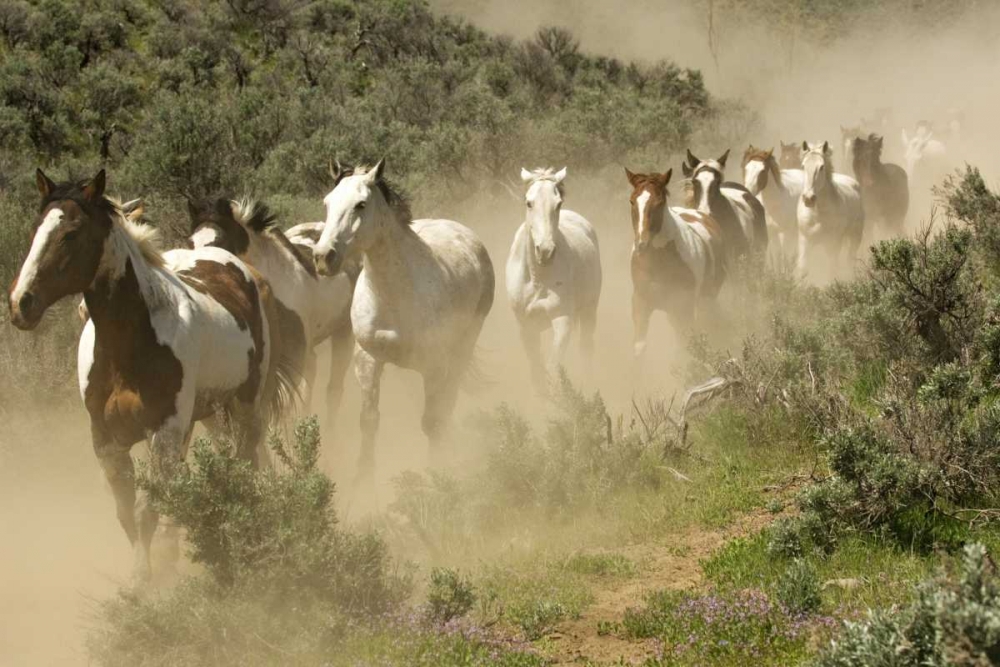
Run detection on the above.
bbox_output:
[6,2,1000,664]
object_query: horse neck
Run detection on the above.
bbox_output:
[246,232,308,286]
[359,210,420,298]
[85,223,169,336]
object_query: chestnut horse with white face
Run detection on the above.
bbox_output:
[626,168,724,363]
[312,160,494,476]
[8,170,295,582]
[506,167,602,391]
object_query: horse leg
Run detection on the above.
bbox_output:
[518,321,547,393]
[92,424,139,562]
[549,314,572,379]
[796,232,811,280]
[326,326,355,423]
[355,346,383,479]
[159,424,195,573]
[302,347,318,413]
[421,367,458,465]
[632,291,652,363]
[137,417,189,583]
[579,304,597,380]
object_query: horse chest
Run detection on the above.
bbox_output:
[84,350,183,447]
[631,247,696,301]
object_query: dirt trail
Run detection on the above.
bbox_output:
[545,511,773,665]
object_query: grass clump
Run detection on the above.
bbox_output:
[620,588,829,666]
[814,543,1000,667]
[561,552,638,578]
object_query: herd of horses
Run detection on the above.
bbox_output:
[5,116,946,580]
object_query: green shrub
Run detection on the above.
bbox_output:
[814,543,1000,666]
[140,417,406,613]
[776,559,822,615]
[426,568,477,623]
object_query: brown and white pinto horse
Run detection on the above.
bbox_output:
[682,149,768,260]
[188,198,356,420]
[626,168,724,363]
[8,170,295,582]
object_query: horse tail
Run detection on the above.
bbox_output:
[253,272,304,426]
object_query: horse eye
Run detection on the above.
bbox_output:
[62,230,79,243]
[526,201,533,209]
[355,201,366,210]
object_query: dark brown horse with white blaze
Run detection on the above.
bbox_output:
[851,134,909,238]
[7,170,296,582]
[626,168,724,364]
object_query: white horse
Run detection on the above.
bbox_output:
[312,160,494,474]
[742,146,804,257]
[187,198,356,420]
[797,141,864,280]
[506,167,601,390]
[901,124,948,188]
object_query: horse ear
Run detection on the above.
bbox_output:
[367,158,386,184]
[553,167,567,184]
[624,167,641,188]
[660,169,672,187]
[121,198,144,222]
[822,141,831,156]
[685,149,700,167]
[801,141,810,154]
[681,162,693,178]
[35,168,56,199]
[766,147,774,159]
[521,168,534,183]
[718,149,730,169]
[83,170,106,202]
[329,158,344,182]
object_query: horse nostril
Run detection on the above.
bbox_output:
[18,292,35,315]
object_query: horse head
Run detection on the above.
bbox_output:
[625,167,671,253]
[9,170,114,330]
[742,145,777,196]
[800,141,833,208]
[521,166,566,265]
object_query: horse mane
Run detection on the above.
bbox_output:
[344,163,413,227]
[231,198,278,233]
[524,167,567,196]
[231,197,317,278]
[107,196,165,268]
[41,181,165,268]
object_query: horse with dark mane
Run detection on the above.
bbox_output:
[7,170,297,582]
[312,159,495,477]
[188,197,355,420]
[682,149,768,260]
[851,134,908,237]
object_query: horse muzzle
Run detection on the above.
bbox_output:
[9,291,42,331]
[535,243,556,265]
[802,193,817,208]
[313,248,343,277]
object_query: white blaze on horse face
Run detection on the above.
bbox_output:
[12,207,64,304]
[744,160,766,195]
[190,224,221,249]
[634,190,651,248]
[525,179,560,262]
[695,169,716,211]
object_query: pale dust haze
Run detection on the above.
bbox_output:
[5,1,1000,664]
